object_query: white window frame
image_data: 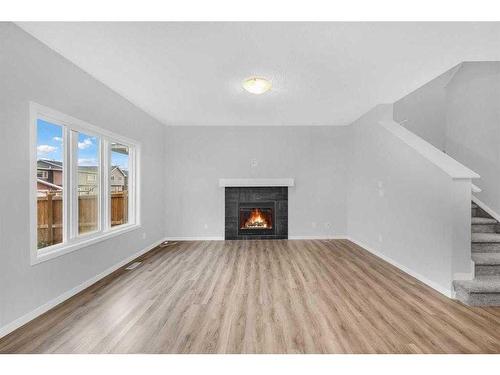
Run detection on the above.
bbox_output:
[30,102,141,265]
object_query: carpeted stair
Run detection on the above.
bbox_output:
[453,202,500,306]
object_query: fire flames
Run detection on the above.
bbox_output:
[242,208,271,229]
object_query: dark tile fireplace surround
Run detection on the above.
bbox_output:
[225,186,288,240]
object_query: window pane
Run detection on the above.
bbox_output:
[110,143,129,227]
[36,119,64,249]
[77,132,99,234]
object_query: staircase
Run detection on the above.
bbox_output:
[453,202,500,306]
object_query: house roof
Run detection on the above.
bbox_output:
[38,160,128,176]
[38,159,62,170]
[37,179,63,190]
[111,166,127,177]
[78,166,98,173]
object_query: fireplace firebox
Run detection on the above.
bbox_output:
[225,187,287,240]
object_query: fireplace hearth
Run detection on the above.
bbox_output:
[225,187,287,240]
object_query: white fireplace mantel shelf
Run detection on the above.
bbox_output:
[218,178,295,187]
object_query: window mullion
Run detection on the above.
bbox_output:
[129,146,136,225]
[62,126,70,244]
[69,130,79,240]
[102,139,110,232]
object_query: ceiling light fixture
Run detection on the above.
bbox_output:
[242,77,272,95]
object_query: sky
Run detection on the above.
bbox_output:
[37,119,129,170]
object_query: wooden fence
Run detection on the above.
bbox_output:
[37,191,128,248]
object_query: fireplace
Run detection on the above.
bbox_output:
[239,202,275,236]
[225,187,287,240]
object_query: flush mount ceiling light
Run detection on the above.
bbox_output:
[242,77,272,95]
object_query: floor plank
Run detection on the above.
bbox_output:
[1,239,500,353]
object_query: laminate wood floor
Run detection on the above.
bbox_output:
[1,239,500,353]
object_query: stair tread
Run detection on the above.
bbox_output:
[472,253,500,265]
[472,217,497,224]
[454,277,500,293]
[472,233,500,243]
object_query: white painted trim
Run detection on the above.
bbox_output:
[164,236,224,241]
[378,120,479,180]
[0,237,167,339]
[164,235,348,241]
[288,235,348,240]
[471,183,482,193]
[454,270,475,281]
[33,223,142,265]
[346,237,453,298]
[472,195,500,223]
[218,178,295,187]
[30,102,141,265]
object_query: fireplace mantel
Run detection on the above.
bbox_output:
[218,178,294,187]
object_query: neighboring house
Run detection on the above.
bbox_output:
[110,166,127,192]
[78,166,98,194]
[36,179,63,196]
[37,159,62,186]
[37,161,127,194]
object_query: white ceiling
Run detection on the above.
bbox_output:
[17,22,500,126]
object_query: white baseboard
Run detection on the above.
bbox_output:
[346,237,453,298]
[288,235,348,240]
[0,237,167,339]
[164,236,224,241]
[165,235,347,241]
[472,195,500,223]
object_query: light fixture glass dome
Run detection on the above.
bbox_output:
[242,77,272,94]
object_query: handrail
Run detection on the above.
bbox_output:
[471,183,482,193]
[378,120,479,180]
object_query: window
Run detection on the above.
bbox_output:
[36,120,64,250]
[31,103,140,264]
[111,143,129,227]
[77,132,100,235]
[37,170,48,179]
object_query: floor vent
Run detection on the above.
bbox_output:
[125,261,142,270]
[159,241,178,248]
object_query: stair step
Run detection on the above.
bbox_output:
[471,233,500,243]
[472,206,491,218]
[473,253,500,276]
[472,217,497,224]
[471,202,479,209]
[472,242,500,253]
[472,253,500,265]
[472,223,498,233]
[453,277,500,306]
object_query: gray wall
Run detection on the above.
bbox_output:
[394,62,500,215]
[445,62,500,215]
[348,105,472,295]
[393,65,460,151]
[164,126,350,239]
[0,23,166,328]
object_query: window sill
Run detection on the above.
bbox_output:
[31,223,141,265]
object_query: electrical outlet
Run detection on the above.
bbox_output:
[325,222,331,229]
[204,223,208,229]
[250,158,258,168]
[142,232,146,240]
